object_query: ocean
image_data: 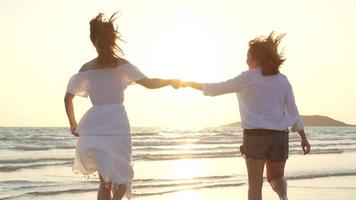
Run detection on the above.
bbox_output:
[1,127,356,199]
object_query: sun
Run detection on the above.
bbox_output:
[127,5,241,83]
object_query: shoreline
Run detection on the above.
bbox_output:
[18,175,356,200]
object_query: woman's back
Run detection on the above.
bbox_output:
[66,59,146,106]
[236,67,295,130]
[202,67,303,131]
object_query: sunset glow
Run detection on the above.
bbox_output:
[1,0,356,127]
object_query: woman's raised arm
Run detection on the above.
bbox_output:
[180,72,247,96]
[136,78,181,89]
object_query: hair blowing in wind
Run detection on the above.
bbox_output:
[248,31,286,76]
[90,12,124,66]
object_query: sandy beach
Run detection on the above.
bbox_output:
[21,165,356,200]
[38,175,356,200]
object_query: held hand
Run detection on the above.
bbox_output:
[301,138,311,154]
[170,79,181,89]
[70,122,79,137]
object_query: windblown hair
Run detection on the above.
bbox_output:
[248,31,286,76]
[90,12,123,66]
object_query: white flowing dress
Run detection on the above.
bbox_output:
[66,61,146,199]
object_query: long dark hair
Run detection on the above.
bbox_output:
[248,31,286,76]
[89,12,123,66]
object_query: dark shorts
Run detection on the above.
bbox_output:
[240,129,289,162]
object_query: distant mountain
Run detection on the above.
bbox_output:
[222,115,354,127]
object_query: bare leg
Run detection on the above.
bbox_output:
[112,184,127,200]
[98,174,112,200]
[266,160,287,200]
[245,159,266,200]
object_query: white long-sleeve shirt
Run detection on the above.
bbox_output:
[202,67,304,132]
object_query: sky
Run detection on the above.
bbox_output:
[1,0,356,128]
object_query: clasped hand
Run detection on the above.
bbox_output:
[169,80,193,89]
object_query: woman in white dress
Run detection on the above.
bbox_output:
[179,32,311,200]
[64,13,179,200]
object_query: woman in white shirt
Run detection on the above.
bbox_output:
[180,32,311,200]
[64,13,179,200]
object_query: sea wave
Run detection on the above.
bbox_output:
[2,171,356,199]
[0,158,72,164]
[0,148,350,172]
[2,140,355,152]
[0,161,72,172]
